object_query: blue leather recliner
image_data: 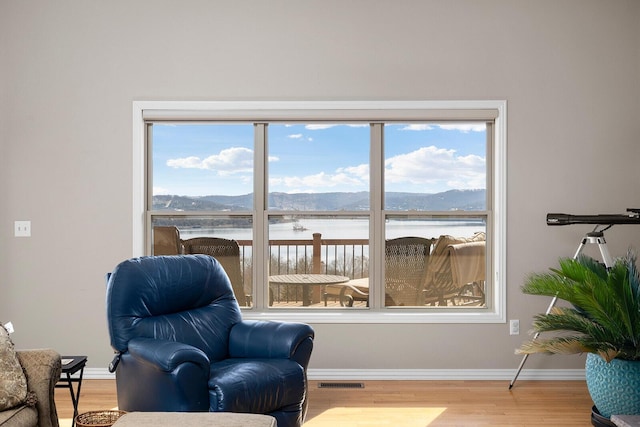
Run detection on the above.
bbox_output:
[105,255,314,427]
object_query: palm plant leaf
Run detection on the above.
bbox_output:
[517,252,640,361]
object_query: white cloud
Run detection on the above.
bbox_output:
[438,123,486,133]
[153,186,171,195]
[288,133,313,142]
[166,156,203,169]
[385,146,485,189]
[401,123,485,132]
[166,147,253,175]
[269,143,485,194]
[337,164,369,181]
[305,124,335,130]
[270,165,369,191]
[401,124,434,131]
[304,124,368,130]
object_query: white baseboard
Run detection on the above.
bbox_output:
[83,368,115,380]
[83,367,585,381]
[307,368,585,381]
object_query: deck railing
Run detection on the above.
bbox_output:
[238,233,369,304]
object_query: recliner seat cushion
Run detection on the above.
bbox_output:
[208,358,305,413]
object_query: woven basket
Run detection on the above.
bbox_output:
[75,410,127,427]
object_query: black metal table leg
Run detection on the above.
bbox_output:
[56,356,87,427]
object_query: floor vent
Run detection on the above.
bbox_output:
[318,382,364,389]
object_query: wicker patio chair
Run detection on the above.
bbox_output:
[384,237,434,307]
[181,237,250,306]
[324,237,434,307]
[152,226,183,255]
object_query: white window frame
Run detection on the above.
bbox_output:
[133,100,507,324]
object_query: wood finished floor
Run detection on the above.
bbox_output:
[55,379,595,427]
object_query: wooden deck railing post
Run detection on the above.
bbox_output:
[312,233,322,274]
[312,233,322,303]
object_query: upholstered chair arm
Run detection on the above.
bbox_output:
[116,338,210,411]
[229,320,314,368]
[128,338,210,372]
[17,349,62,427]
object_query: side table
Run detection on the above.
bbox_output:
[56,356,88,427]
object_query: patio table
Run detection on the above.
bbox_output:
[269,274,349,306]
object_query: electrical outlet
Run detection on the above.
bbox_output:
[510,319,520,335]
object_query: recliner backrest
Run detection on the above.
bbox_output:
[106,255,242,362]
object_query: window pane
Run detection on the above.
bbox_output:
[151,123,254,210]
[384,123,487,211]
[268,215,369,308]
[268,124,369,210]
[384,216,487,308]
[150,216,253,307]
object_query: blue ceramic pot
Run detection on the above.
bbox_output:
[585,353,640,419]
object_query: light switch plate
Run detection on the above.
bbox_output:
[14,221,31,237]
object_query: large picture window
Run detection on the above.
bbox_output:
[134,101,506,323]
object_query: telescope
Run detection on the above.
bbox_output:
[547,209,640,226]
[513,210,638,389]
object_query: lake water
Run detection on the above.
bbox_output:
[179,218,486,241]
[177,218,486,276]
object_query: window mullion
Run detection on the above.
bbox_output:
[370,123,384,309]
[254,123,268,309]
[144,123,154,255]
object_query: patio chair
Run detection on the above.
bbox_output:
[423,232,486,306]
[324,278,370,307]
[447,240,486,305]
[152,226,183,255]
[384,237,434,306]
[181,237,249,306]
[325,237,434,307]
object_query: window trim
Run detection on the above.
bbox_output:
[133,100,507,324]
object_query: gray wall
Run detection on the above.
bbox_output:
[2,0,639,374]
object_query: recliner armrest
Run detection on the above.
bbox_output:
[228,320,314,367]
[128,337,210,372]
[117,338,210,412]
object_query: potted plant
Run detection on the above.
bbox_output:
[516,251,640,421]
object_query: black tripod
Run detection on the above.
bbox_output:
[508,227,614,389]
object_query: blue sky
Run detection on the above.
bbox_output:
[152,123,486,197]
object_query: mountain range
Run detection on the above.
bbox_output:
[153,189,486,211]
